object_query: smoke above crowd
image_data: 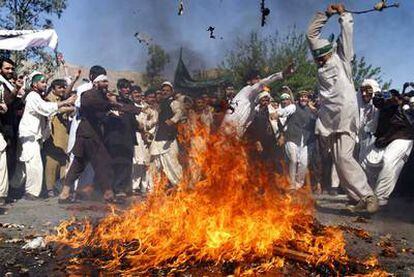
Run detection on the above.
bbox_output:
[54,0,413,87]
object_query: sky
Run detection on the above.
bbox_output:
[52,0,414,89]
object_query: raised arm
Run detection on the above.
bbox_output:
[249,63,295,101]
[307,12,330,46]
[251,72,283,92]
[336,12,354,64]
[65,69,82,96]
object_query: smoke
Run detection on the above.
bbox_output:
[56,0,414,87]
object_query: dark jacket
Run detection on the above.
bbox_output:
[103,97,138,162]
[155,97,178,141]
[77,88,113,140]
[246,106,278,159]
[375,104,414,148]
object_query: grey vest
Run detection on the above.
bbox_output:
[285,104,316,146]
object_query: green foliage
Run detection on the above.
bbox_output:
[223,30,392,98]
[352,55,392,91]
[0,0,68,73]
[144,44,170,88]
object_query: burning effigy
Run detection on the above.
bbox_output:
[47,121,387,276]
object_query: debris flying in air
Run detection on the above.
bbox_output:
[134,32,153,46]
[261,0,271,27]
[207,26,216,39]
[178,0,184,15]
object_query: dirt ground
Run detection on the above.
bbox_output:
[0,194,413,276]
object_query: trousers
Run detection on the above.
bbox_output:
[44,143,68,191]
[320,133,373,200]
[152,144,182,186]
[285,141,308,189]
[0,134,8,198]
[364,139,413,205]
[20,139,43,197]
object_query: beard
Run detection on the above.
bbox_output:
[1,72,12,80]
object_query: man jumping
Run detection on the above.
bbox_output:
[307,3,378,213]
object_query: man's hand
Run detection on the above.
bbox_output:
[327,3,345,16]
[65,94,77,105]
[277,134,285,147]
[0,103,8,114]
[59,106,75,114]
[269,112,279,121]
[74,69,81,81]
[165,119,175,126]
[255,141,264,152]
[308,100,318,112]
[335,3,345,14]
[282,62,295,78]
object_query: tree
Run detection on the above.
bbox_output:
[0,0,68,73]
[222,30,318,97]
[352,56,392,90]
[144,44,170,88]
[223,30,392,98]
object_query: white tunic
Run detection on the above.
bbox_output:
[221,72,283,136]
[308,12,359,137]
[134,104,158,165]
[67,82,92,153]
[19,91,58,141]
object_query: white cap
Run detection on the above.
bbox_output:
[280,93,291,100]
[161,81,173,89]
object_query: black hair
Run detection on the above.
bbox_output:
[144,87,157,96]
[389,89,400,98]
[89,65,106,81]
[130,85,142,93]
[117,78,130,90]
[244,69,260,83]
[0,56,15,68]
[50,79,67,90]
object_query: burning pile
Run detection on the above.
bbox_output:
[47,122,385,275]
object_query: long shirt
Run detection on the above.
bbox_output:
[18,91,58,141]
[307,12,359,137]
[67,81,92,153]
[221,72,283,137]
[357,96,378,141]
[45,92,69,150]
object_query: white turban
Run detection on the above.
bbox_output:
[280,93,291,100]
[361,79,381,93]
[93,74,108,83]
[308,38,333,58]
[161,81,173,90]
[258,91,270,100]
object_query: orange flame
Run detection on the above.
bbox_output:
[47,120,380,275]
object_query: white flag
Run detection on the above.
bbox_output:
[0,29,58,51]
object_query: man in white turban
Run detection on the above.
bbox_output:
[356,79,381,163]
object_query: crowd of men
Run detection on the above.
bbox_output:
[0,3,413,214]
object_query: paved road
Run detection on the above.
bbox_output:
[0,194,413,275]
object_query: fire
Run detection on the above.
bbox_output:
[47,120,383,275]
